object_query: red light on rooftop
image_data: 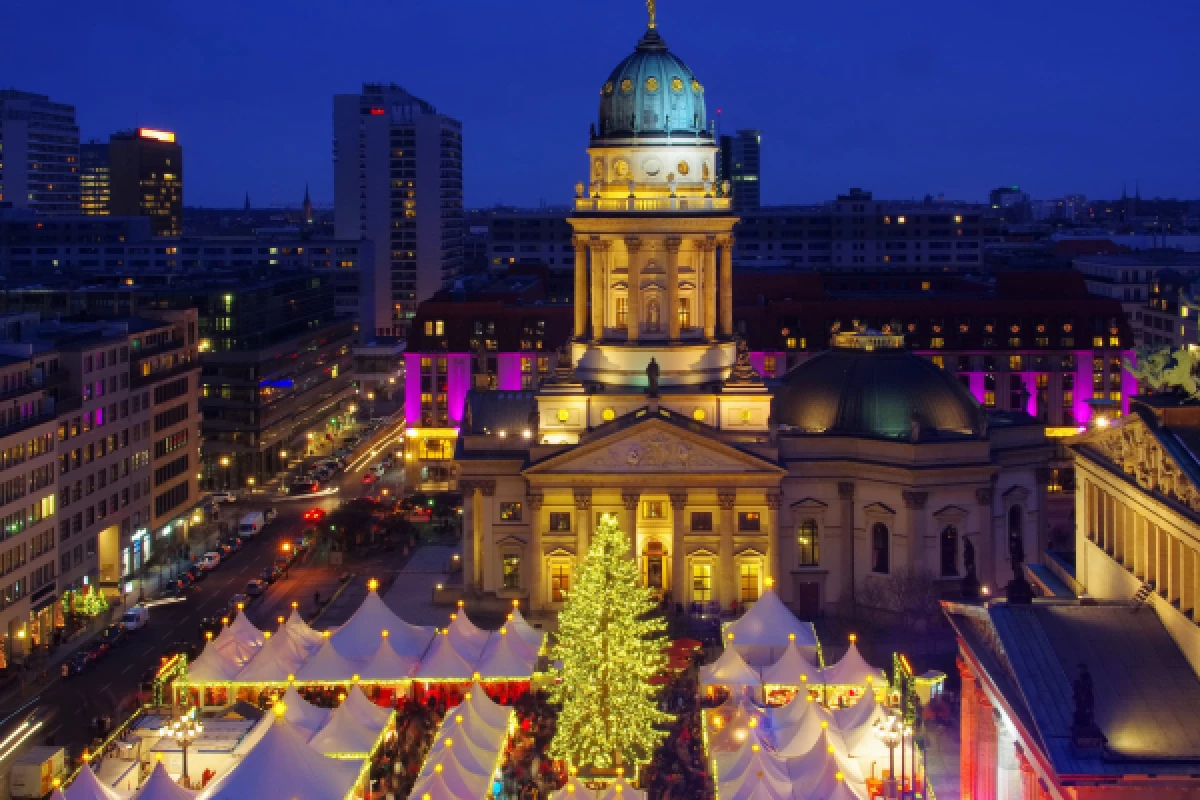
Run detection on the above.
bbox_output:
[369,108,385,116]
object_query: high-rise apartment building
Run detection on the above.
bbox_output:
[333,84,463,333]
[719,129,761,211]
[108,129,183,237]
[0,90,80,215]
[80,142,111,216]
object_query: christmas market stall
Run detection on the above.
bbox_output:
[815,635,889,707]
[133,761,197,800]
[759,634,822,705]
[721,584,819,668]
[699,643,761,703]
[409,682,515,800]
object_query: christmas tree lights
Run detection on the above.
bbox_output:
[548,513,671,771]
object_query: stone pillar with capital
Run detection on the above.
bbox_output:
[460,481,478,595]
[665,237,682,340]
[572,237,588,338]
[718,491,737,608]
[996,709,1020,800]
[719,237,734,337]
[528,492,544,607]
[838,482,856,611]
[478,481,495,591]
[766,493,782,591]
[977,485,996,589]
[976,687,998,800]
[1015,745,1038,800]
[573,490,592,567]
[701,239,717,341]
[622,491,641,560]
[625,237,642,341]
[590,240,607,341]
[903,490,928,575]
[958,656,978,800]
[670,492,688,603]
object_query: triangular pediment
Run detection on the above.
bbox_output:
[525,415,783,476]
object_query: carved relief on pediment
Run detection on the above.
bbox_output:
[558,428,749,473]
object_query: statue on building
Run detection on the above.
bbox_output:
[1071,663,1107,751]
[1006,513,1035,605]
[646,358,660,398]
[727,338,761,385]
[961,537,980,600]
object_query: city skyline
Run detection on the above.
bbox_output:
[3,0,1197,209]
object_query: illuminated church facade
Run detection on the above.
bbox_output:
[454,11,1054,617]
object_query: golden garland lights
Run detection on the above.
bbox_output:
[547,513,671,772]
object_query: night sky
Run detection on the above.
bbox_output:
[6,0,1197,209]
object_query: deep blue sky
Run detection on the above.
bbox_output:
[6,0,1197,208]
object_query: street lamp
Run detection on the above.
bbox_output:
[218,456,231,490]
[875,714,902,799]
[159,707,202,787]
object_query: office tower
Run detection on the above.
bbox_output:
[333,84,463,333]
[80,141,111,215]
[0,90,81,215]
[719,129,762,211]
[109,129,184,237]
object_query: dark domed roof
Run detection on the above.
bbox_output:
[596,28,710,141]
[773,344,985,440]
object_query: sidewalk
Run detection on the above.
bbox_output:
[923,721,962,800]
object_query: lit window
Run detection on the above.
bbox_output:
[551,564,570,602]
[691,512,713,532]
[738,512,761,532]
[677,298,691,329]
[556,409,569,422]
[642,501,665,520]
[502,555,521,589]
[763,355,776,377]
[692,563,712,602]
[549,512,572,532]
[797,519,819,566]
[615,297,628,327]
[740,563,760,602]
[1093,336,1104,347]
[500,502,522,521]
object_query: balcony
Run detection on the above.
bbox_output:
[574,195,731,214]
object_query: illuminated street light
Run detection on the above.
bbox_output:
[158,707,203,787]
[875,714,902,798]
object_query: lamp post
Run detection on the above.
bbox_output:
[159,706,202,787]
[875,714,902,799]
[366,391,375,421]
[218,456,231,490]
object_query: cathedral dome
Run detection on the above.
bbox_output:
[773,336,984,440]
[596,27,710,142]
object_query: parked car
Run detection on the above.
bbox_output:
[161,579,189,597]
[86,641,111,660]
[98,624,127,648]
[176,571,194,589]
[209,491,238,503]
[289,480,320,496]
[121,605,150,630]
[303,508,325,522]
[222,536,244,553]
[361,473,376,485]
[216,543,233,559]
[371,463,386,477]
[261,566,282,584]
[381,456,394,469]
[62,652,92,678]
[185,565,206,583]
[198,551,221,570]
[244,580,266,598]
[264,507,279,523]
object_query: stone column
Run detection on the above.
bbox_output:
[573,490,592,566]
[958,656,978,800]
[903,490,929,576]
[1015,745,1037,800]
[572,237,588,338]
[461,481,478,595]
[622,490,641,560]
[719,237,734,338]
[838,482,856,612]
[701,239,717,341]
[528,492,544,608]
[976,687,998,800]
[996,709,1020,800]
[718,491,737,608]
[666,237,682,340]
[766,493,782,589]
[625,237,642,341]
[976,486,996,590]
[670,492,688,604]
[478,481,495,591]
[590,239,606,341]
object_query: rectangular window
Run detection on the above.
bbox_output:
[740,563,760,602]
[797,519,819,566]
[499,502,522,521]
[690,512,713,532]
[738,511,761,532]
[549,512,572,532]
[615,297,628,327]
[763,355,776,377]
[692,563,712,602]
[551,564,570,602]
[642,500,665,519]
[502,555,521,589]
[678,298,691,329]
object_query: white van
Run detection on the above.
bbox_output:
[238,511,266,537]
[121,605,149,630]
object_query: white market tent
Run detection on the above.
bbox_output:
[185,644,242,684]
[784,729,864,797]
[425,724,497,779]
[358,635,419,682]
[308,702,387,759]
[505,605,545,654]
[833,688,887,757]
[723,588,818,668]
[329,587,427,662]
[773,703,845,759]
[63,764,123,800]
[234,628,311,684]
[768,693,820,731]
[462,683,513,732]
[341,684,394,731]
[818,639,888,688]
[295,639,364,683]
[706,694,771,754]
[475,629,536,680]
[417,631,478,681]
[550,776,593,799]
[411,682,513,800]
[197,713,364,800]
[408,762,485,800]
[446,611,491,662]
[700,645,762,694]
[812,777,868,800]
[595,777,646,800]
[277,686,331,740]
[715,727,787,787]
[133,763,196,800]
[284,610,326,657]
[210,612,265,666]
[760,642,821,687]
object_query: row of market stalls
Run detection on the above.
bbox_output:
[183,589,544,706]
[405,682,515,800]
[552,773,645,800]
[700,589,889,706]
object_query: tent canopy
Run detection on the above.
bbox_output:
[505,605,545,654]
[760,642,821,687]
[64,764,122,800]
[278,686,330,740]
[327,588,407,662]
[446,610,490,662]
[700,645,762,690]
[359,636,419,682]
[211,612,265,667]
[133,763,196,800]
[341,684,393,731]
[773,702,844,759]
[308,706,382,758]
[416,631,477,680]
[186,643,242,683]
[783,728,863,795]
[818,640,888,688]
[475,629,536,680]
[234,627,310,683]
[723,588,818,668]
[295,639,363,683]
[463,682,514,732]
[285,610,326,658]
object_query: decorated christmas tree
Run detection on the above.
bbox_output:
[548,513,670,771]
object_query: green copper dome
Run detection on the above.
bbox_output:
[773,346,985,440]
[596,27,711,142]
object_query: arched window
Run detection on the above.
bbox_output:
[797,519,819,566]
[871,523,890,574]
[646,296,662,332]
[940,525,959,576]
[1008,505,1025,563]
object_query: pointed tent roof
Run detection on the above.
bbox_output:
[295,638,363,683]
[463,682,515,732]
[832,689,887,755]
[818,640,887,687]
[722,780,795,800]
[811,776,868,800]
[595,777,646,800]
[416,630,478,680]
[475,628,536,680]
[409,762,482,800]
[716,732,789,790]
[308,703,383,758]
[359,635,419,682]
[387,618,439,659]
[234,628,310,683]
[446,611,490,662]
[199,714,362,800]
[505,605,545,654]
[64,764,122,800]
[328,587,407,661]
[133,763,196,800]
[723,588,818,667]
[211,612,265,667]
[275,687,330,740]
[707,695,771,754]
[425,724,497,779]
[285,610,325,658]
[700,644,761,690]
[783,728,863,796]
[760,641,820,687]
[773,704,845,759]
[550,776,594,800]
[50,790,67,800]
[340,684,393,731]
[186,642,242,683]
[440,703,509,752]
[767,693,818,731]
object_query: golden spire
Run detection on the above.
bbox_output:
[647,0,657,29]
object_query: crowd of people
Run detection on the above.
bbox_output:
[642,672,713,800]
[366,694,446,800]
[492,689,562,800]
